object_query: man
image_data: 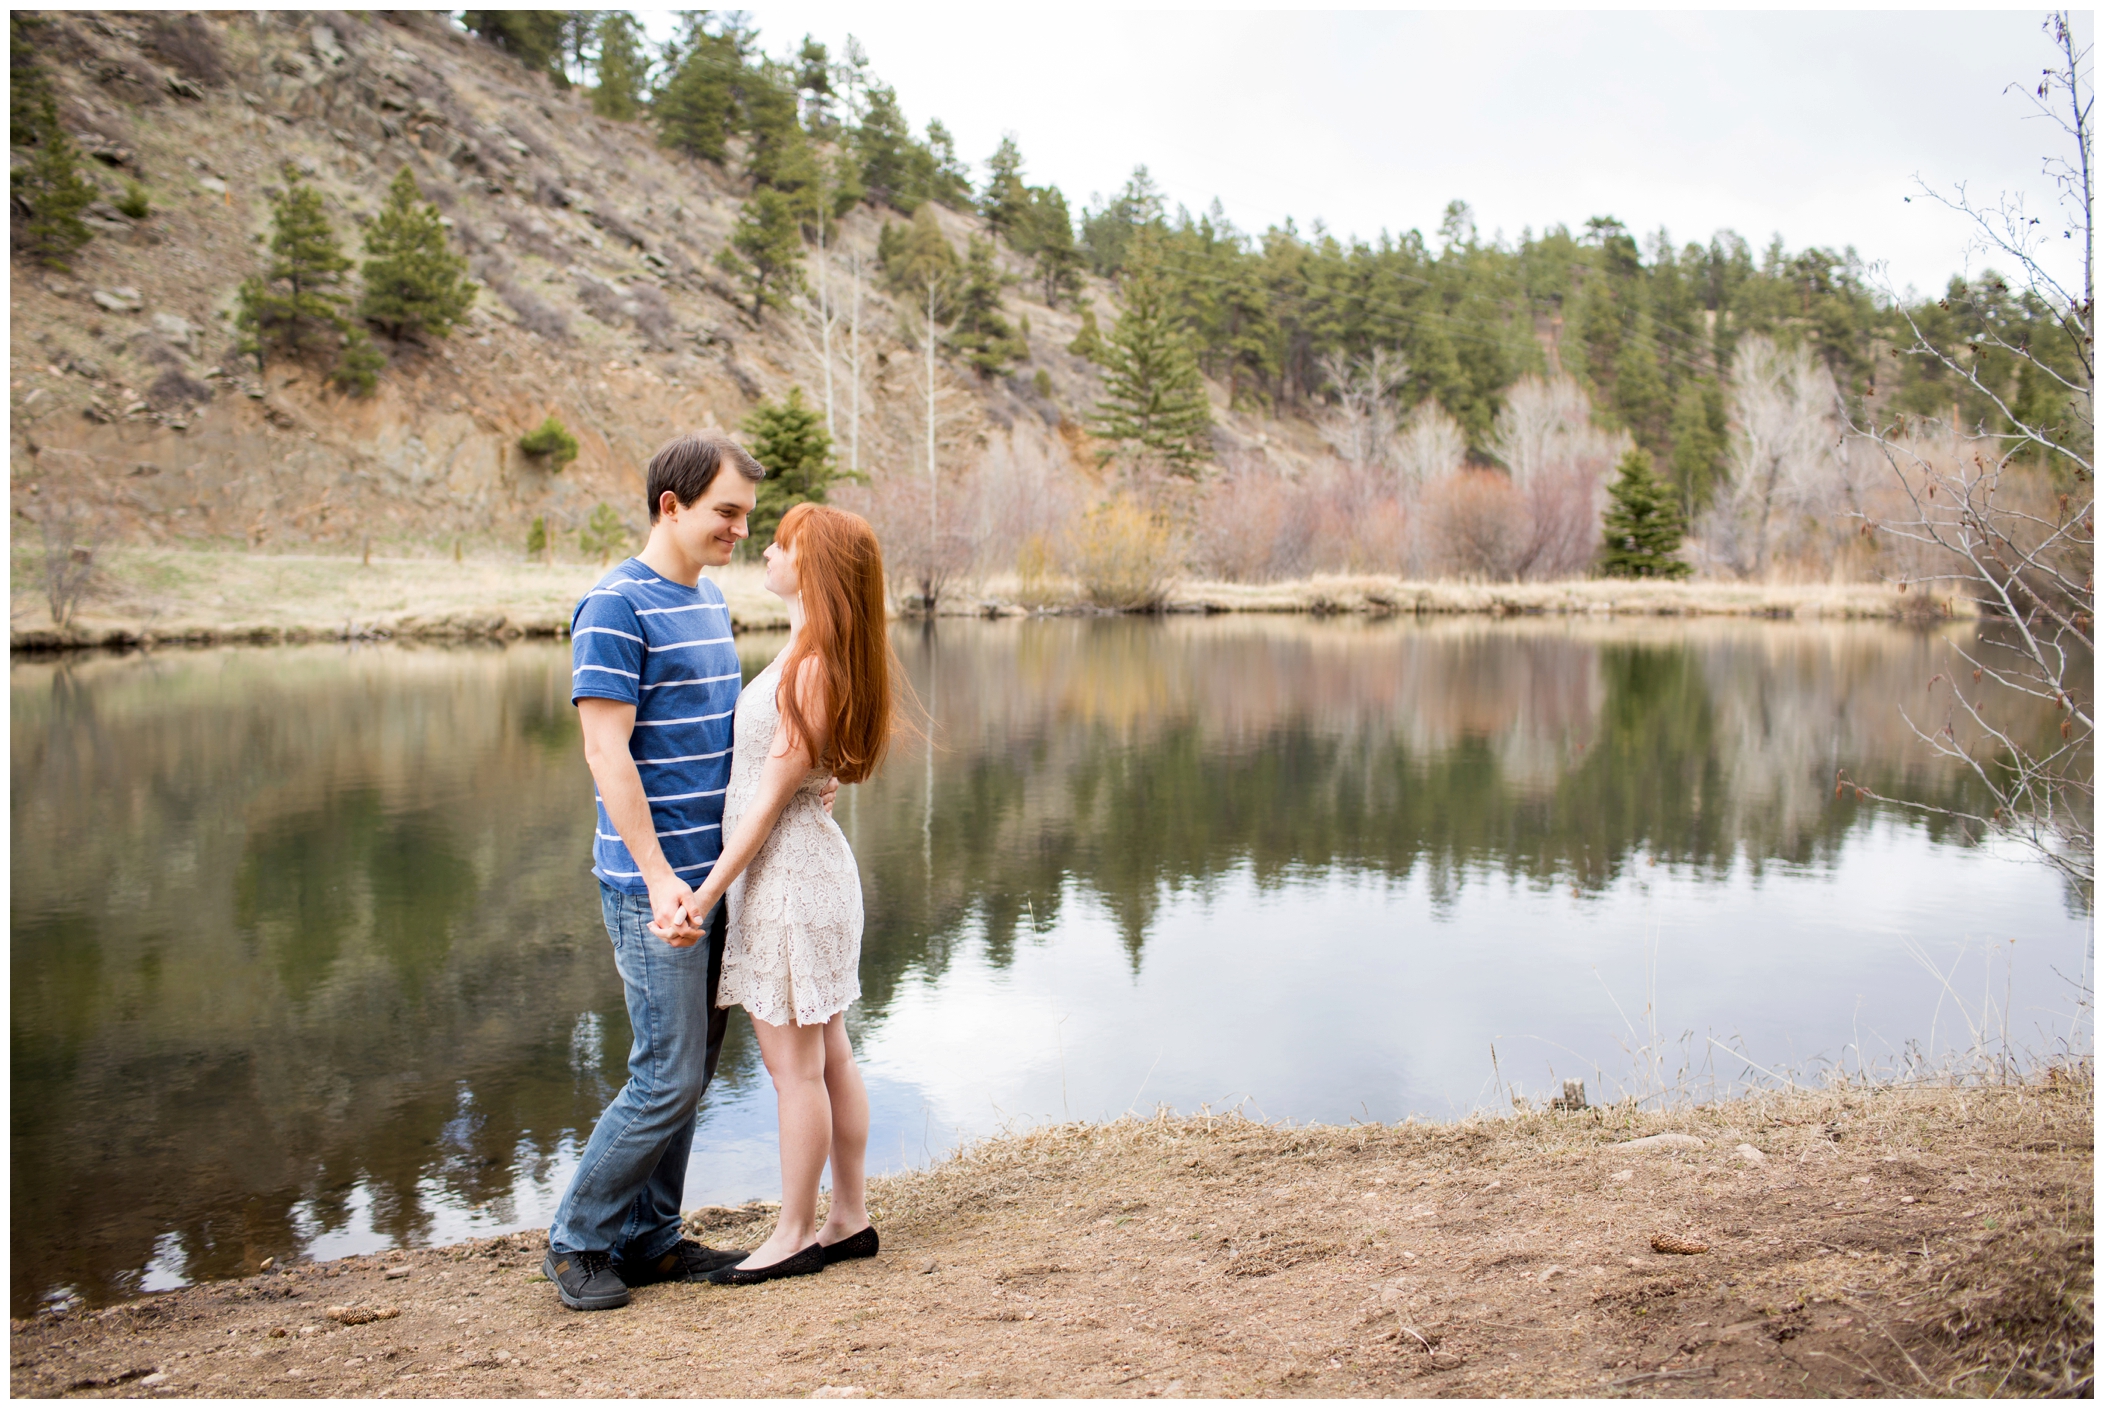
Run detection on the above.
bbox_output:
[543,431,834,1311]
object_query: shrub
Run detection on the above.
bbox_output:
[525,515,549,560]
[116,181,151,220]
[1066,495,1181,610]
[1422,469,1525,581]
[330,328,386,397]
[519,415,578,468]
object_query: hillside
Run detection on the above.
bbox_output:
[9,10,1261,567]
[10,10,2081,618]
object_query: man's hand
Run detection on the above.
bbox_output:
[820,775,841,816]
[646,872,704,947]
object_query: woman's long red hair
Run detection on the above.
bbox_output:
[775,503,900,785]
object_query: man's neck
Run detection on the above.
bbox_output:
[636,527,704,587]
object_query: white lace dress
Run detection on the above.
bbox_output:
[716,648,865,1028]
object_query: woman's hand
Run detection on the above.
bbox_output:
[655,667,830,947]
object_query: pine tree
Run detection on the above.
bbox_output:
[519,415,579,468]
[948,237,1024,378]
[980,134,1029,241]
[1067,306,1105,361]
[1087,240,1213,475]
[1599,447,1690,579]
[579,503,631,563]
[1666,378,1727,514]
[331,327,386,396]
[716,186,806,318]
[590,12,646,121]
[357,167,476,340]
[462,12,568,83]
[1022,186,1083,307]
[877,205,958,312]
[10,91,93,269]
[235,170,353,369]
[742,386,846,544]
[654,23,747,163]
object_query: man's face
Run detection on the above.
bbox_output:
[662,471,755,568]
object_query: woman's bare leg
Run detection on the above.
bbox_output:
[743,1014,830,1267]
[816,1013,870,1243]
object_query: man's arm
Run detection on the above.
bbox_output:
[578,696,700,943]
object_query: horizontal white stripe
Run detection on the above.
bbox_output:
[641,670,741,690]
[597,859,714,877]
[575,625,645,645]
[644,787,727,803]
[634,602,729,616]
[634,709,735,727]
[583,588,633,601]
[636,748,732,765]
[574,663,640,679]
[645,634,734,652]
[655,823,723,838]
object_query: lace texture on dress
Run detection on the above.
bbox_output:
[716,649,865,1027]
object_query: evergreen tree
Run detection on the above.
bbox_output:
[716,186,805,318]
[357,167,476,340]
[1666,378,1727,513]
[519,415,579,468]
[923,120,972,206]
[1067,306,1105,361]
[654,23,747,163]
[1087,239,1213,475]
[331,327,386,396]
[579,502,631,563]
[590,12,646,121]
[742,386,845,544]
[463,12,569,83]
[10,90,93,269]
[1021,185,1083,307]
[11,13,53,147]
[877,205,959,312]
[851,85,922,212]
[235,171,353,368]
[743,66,816,197]
[793,35,835,133]
[1599,448,1690,579]
[980,134,1029,240]
[949,237,1024,378]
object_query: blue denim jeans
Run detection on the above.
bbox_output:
[548,884,728,1263]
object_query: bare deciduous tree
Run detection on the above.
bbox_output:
[1317,349,1408,472]
[37,494,111,631]
[1493,375,1627,580]
[1841,12,2093,895]
[1700,336,1868,578]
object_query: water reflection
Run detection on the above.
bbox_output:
[9,618,2087,1315]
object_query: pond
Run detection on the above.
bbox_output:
[10,615,2090,1315]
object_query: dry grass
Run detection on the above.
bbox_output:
[7,547,789,647]
[10,544,1951,649]
[15,1072,2087,1399]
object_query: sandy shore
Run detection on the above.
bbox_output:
[12,1077,2089,1399]
[10,548,1948,650]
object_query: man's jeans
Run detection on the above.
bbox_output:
[548,884,728,1263]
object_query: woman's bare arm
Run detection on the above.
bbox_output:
[661,666,830,943]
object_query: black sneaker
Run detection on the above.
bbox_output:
[543,1248,630,1311]
[620,1238,749,1286]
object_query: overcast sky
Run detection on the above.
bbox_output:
[630,8,2089,298]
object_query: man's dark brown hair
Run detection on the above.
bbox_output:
[644,432,765,522]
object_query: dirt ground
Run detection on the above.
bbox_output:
[12,1077,2089,1400]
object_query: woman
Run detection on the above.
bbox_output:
[661,501,901,1286]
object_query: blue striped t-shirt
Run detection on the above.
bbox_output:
[570,559,742,895]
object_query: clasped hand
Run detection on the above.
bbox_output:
[651,776,838,945]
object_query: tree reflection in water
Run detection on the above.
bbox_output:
[9,618,2075,1314]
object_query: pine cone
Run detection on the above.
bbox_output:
[1651,1233,1710,1255]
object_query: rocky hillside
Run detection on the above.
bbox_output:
[9,10,1321,563]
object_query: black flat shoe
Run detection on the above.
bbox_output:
[819,1226,878,1265]
[705,1242,826,1286]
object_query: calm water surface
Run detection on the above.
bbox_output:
[10,616,2090,1314]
